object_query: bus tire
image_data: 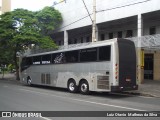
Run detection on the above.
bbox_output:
[79,80,89,95]
[67,79,78,93]
[27,76,32,86]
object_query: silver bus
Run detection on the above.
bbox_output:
[20,38,138,94]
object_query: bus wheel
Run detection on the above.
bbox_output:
[27,77,32,86]
[67,80,78,93]
[79,80,89,95]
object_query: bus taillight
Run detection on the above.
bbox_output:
[115,63,118,80]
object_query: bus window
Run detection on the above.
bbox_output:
[80,48,97,62]
[26,57,32,65]
[65,50,79,63]
[52,53,65,64]
[21,58,26,71]
[21,57,32,71]
[21,57,32,66]
[42,54,51,64]
[99,46,111,61]
[33,56,41,65]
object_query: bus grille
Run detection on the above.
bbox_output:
[41,74,45,84]
[41,73,51,84]
[97,76,109,89]
[46,74,51,84]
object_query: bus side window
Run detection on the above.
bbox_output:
[21,57,32,71]
[33,56,41,65]
[53,53,65,64]
[65,50,79,63]
[80,48,97,62]
[99,46,111,61]
[21,58,26,67]
[26,57,32,65]
[42,54,51,64]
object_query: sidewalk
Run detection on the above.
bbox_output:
[0,73,16,80]
[0,74,160,98]
[133,80,160,98]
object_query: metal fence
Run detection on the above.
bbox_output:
[128,34,160,50]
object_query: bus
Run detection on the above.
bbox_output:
[20,38,138,94]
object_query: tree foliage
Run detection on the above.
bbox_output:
[36,7,62,35]
[0,7,62,80]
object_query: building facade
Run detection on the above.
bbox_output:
[48,0,160,83]
[0,0,11,15]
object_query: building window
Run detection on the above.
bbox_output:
[117,31,122,38]
[68,39,72,44]
[126,30,133,37]
[74,39,77,44]
[59,41,61,45]
[81,37,83,43]
[149,26,156,35]
[86,36,90,42]
[100,34,105,41]
[109,33,113,39]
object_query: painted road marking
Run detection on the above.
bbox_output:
[41,117,52,120]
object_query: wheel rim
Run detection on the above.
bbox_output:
[81,83,88,93]
[69,82,75,91]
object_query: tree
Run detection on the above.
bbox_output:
[0,7,62,80]
[0,46,14,79]
[36,6,63,36]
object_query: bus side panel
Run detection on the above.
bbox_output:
[54,62,111,91]
[21,61,112,92]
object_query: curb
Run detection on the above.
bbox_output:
[123,91,160,98]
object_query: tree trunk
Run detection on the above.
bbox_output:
[2,69,4,79]
[14,49,20,81]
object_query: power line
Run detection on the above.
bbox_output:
[54,15,89,32]
[52,0,66,7]
[97,0,151,13]
[55,0,152,31]
[81,0,93,23]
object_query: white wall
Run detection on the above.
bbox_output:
[54,0,160,31]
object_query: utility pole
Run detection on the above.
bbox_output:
[92,0,96,42]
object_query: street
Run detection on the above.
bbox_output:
[0,79,160,120]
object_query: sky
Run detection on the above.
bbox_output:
[11,0,54,11]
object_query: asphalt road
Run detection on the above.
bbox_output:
[0,79,160,120]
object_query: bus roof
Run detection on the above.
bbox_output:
[25,38,119,57]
